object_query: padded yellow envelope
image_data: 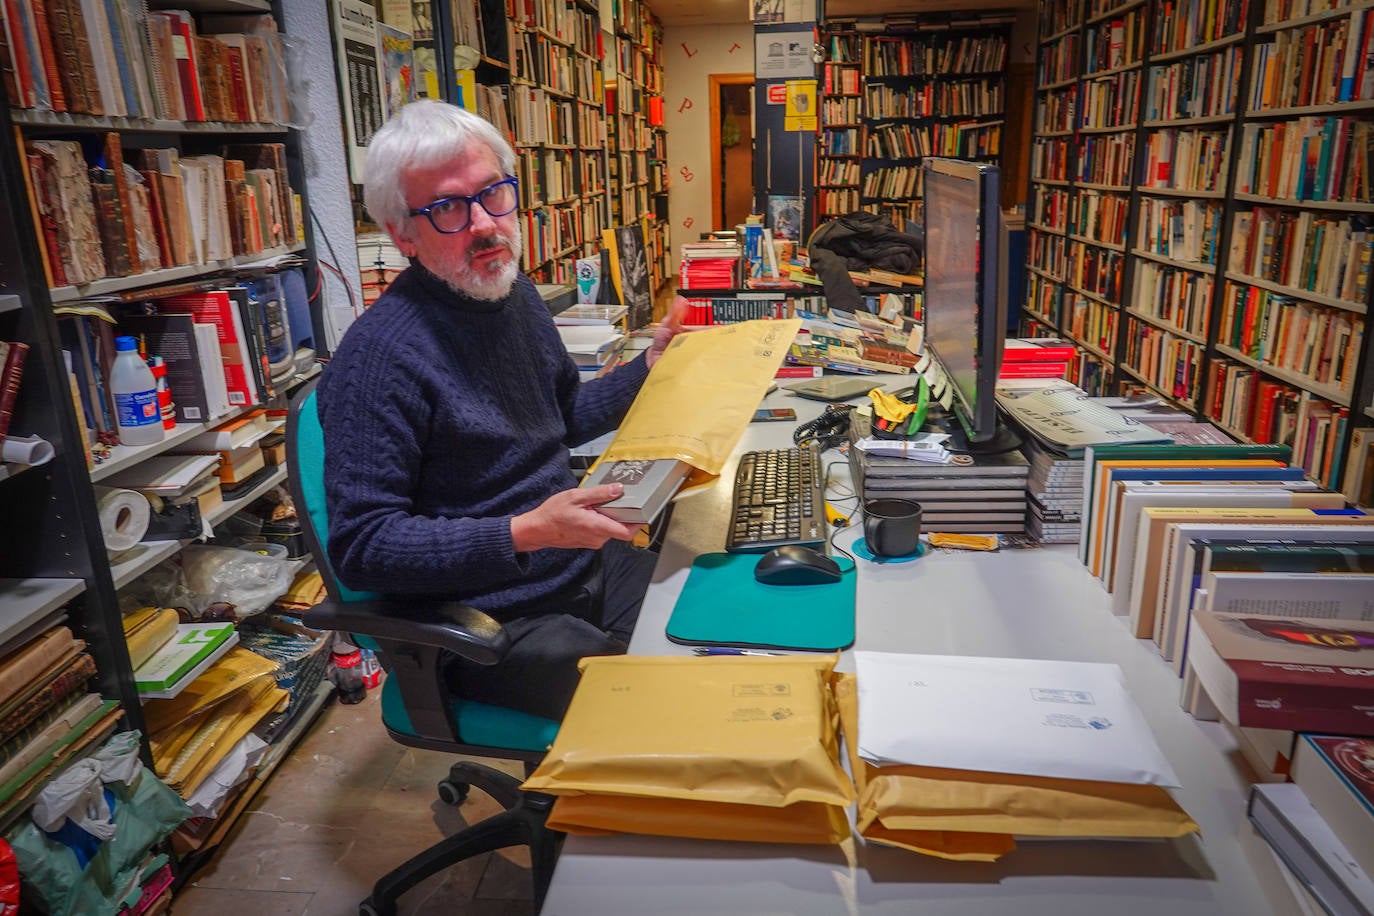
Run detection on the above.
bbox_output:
[597,319,801,476]
[523,655,853,810]
[834,675,1198,861]
[547,792,850,845]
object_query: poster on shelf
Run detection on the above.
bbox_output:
[331,0,385,183]
[784,80,817,131]
[377,23,416,120]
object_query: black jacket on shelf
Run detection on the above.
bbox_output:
[808,212,923,313]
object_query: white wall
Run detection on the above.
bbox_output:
[661,23,757,269]
[282,0,364,350]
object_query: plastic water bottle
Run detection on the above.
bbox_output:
[110,336,163,447]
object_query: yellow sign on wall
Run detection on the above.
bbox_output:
[784,80,817,131]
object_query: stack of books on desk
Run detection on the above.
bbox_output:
[849,412,1028,534]
[1022,436,1083,544]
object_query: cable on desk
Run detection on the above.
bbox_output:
[823,461,859,564]
[793,404,855,453]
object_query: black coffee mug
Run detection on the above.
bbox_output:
[863,498,922,558]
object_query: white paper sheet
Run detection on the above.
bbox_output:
[854,651,1181,786]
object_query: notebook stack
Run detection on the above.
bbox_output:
[848,412,1029,534]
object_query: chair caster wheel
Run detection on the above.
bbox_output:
[360,899,392,916]
[438,779,470,805]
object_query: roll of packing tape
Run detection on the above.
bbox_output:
[94,486,151,553]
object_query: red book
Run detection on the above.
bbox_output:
[1,0,38,107]
[1001,338,1077,362]
[775,364,824,379]
[154,11,205,121]
[157,291,259,408]
[0,341,31,447]
[997,361,1068,379]
[1191,612,1374,736]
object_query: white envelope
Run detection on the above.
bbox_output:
[854,651,1181,787]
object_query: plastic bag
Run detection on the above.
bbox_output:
[8,733,191,916]
[31,760,115,841]
[179,545,304,619]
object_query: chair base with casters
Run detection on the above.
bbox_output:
[288,378,567,916]
[301,585,568,916]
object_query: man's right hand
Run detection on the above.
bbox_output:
[510,484,643,552]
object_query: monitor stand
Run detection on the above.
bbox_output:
[920,405,1023,456]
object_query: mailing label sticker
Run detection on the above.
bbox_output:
[734,683,792,696]
[1031,688,1095,705]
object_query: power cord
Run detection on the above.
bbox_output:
[793,404,856,452]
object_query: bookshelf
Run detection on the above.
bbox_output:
[605,0,669,292]
[1023,0,1374,494]
[447,0,614,284]
[816,11,1014,232]
[0,0,332,892]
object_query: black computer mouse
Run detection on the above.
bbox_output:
[753,545,844,586]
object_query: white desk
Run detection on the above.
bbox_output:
[542,383,1276,916]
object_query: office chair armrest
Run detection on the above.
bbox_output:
[303,597,510,667]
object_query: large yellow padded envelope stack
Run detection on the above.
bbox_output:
[522,655,854,844]
[833,674,1198,862]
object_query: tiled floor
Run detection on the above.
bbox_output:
[174,282,681,915]
[171,689,536,916]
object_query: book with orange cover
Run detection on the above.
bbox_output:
[1087,459,1289,578]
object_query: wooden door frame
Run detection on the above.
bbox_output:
[709,74,756,231]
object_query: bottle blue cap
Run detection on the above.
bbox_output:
[115,335,138,351]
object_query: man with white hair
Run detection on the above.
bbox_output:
[318,100,687,719]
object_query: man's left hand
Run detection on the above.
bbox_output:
[645,296,692,368]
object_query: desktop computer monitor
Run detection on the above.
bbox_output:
[920,157,1007,447]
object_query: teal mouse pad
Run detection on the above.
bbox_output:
[665,552,857,651]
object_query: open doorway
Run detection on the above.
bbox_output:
[710,75,754,232]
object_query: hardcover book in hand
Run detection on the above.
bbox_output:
[582,458,692,525]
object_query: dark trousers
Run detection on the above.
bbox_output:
[445,539,657,721]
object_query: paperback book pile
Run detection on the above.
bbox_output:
[848,411,1028,534]
[1022,436,1082,544]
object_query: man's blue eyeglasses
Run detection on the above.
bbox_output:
[409,177,520,234]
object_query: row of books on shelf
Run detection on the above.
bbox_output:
[1249,10,1374,111]
[1140,127,1228,194]
[1136,197,1222,267]
[60,269,307,465]
[1084,9,1145,74]
[0,621,122,829]
[23,136,299,290]
[1077,69,1140,130]
[1,3,290,125]
[1229,207,1373,305]
[1233,115,1374,204]
[1144,44,1242,122]
[1204,358,1360,492]
[1217,282,1364,393]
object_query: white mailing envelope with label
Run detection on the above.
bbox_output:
[855,651,1181,787]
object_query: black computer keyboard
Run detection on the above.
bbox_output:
[725,443,828,552]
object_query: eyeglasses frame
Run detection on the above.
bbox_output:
[408,176,520,234]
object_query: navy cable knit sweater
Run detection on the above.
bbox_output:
[316,265,650,620]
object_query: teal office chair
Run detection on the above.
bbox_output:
[287,378,564,916]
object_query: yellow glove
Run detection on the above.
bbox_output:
[868,388,917,425]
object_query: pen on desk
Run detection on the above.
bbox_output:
[692,647,783,657]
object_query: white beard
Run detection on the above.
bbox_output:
[431,228,524,301]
